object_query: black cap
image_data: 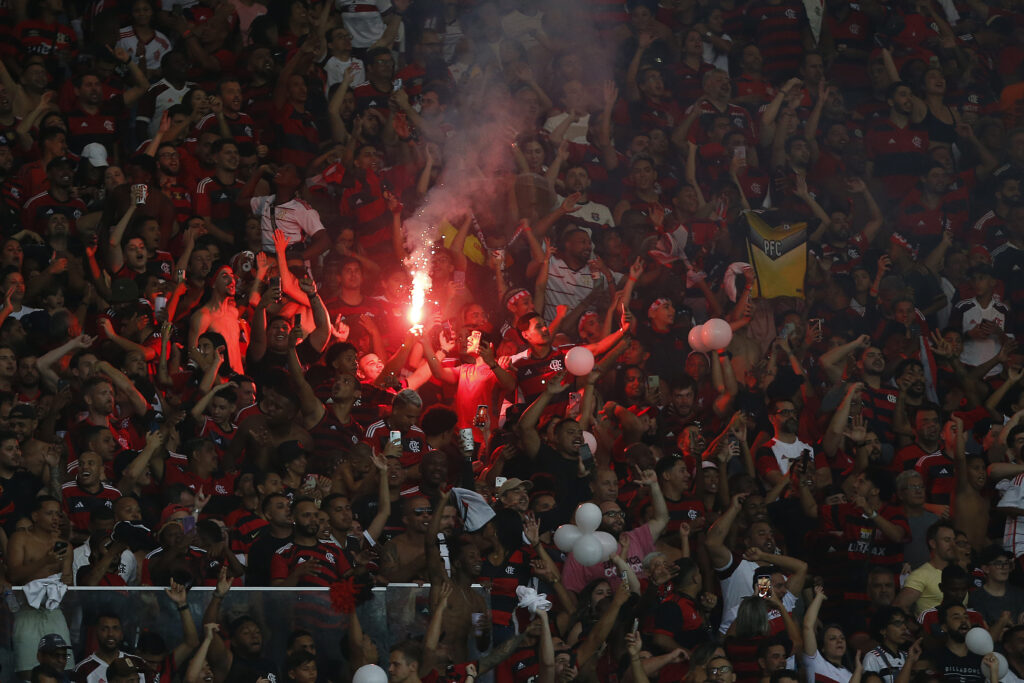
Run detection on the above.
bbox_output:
[38,633,69,652]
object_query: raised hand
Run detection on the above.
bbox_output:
[165,578,188,607]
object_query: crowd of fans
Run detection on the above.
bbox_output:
[3,0,1024,680]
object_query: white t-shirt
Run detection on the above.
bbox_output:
[142,78,195,136]
[862,646,907,683]
[335,0,391,48]
[116,27,173,71]
[766,438,814,476]
[252,196,326,252]
[557,195,615,234]
[998,473,1024,557]
[72,543,139,585]
[542,256,604,322]
[543,112,590,144]
[802,651,852,683]
[702,33,732,72]
[954,295,1010,368]
[323,55,367,94]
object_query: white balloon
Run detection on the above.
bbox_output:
[701,318,733,351]
[593,531,618,559]
[688,325,709,352]
[982,651,1008,679]
[582,431,597,454]
[966,627,994,656]
[575,502,602,534]
[572,534,606,567]
[553,524,583,552]
[565,346,595,376]
[353,665,388,683]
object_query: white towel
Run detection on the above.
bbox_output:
[516,586,552,614]
[23,574,67,610]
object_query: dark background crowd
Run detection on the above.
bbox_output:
[2,0,1024,680]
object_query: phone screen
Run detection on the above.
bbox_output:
[756,576,771,598]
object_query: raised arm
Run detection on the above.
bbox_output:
[517,371,567,458]
[803,586,826,656]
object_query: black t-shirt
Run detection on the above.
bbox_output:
[351,493,404,545]
[929,647,984,683]
[226,654,279,683]
[505,444,589,525]
[0,470,43,532]
[245,338,322,386]
[245,531,292,586]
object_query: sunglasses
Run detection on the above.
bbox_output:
[413,507,433,515]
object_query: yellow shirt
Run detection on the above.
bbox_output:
[904,561,943,616]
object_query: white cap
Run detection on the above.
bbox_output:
[80,143,109,167]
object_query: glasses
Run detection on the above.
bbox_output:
[602,510,625,518]
[707,666,733,676]
[413,507,433,515]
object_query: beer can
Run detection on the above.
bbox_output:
[132,184,148,205]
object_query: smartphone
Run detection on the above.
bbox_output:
[778,322,795,339]
[181,516,196,535]
[53,541,68,553]
[810,318,823,335]
[269,276,282,303]
[733,146,746,160]
[566,391,582,417]
[392,78,403,92]
[458,428,474,453]
[756,576,771,599]
[293,314,302,327]
[579,443,594,467]
[176,268,186,281]
[647,375,660,393]
[494,476,507,489]
[467,330,482,355]
[154,296,167,314]
[389,430,402,447]
[632,618,639,633]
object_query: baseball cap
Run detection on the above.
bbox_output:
[81,142,109,168]
[158,503,191,534]
[497,477,533,496]
[38,634,69,652]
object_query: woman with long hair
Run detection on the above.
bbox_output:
[802,586,854,683]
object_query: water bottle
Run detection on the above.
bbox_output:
[3,588,19,613]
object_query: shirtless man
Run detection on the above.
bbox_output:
[189,265,245,374]
[7,496,73,678]
[223,371,312,472]
[425,490,489,663]
[951,416,989,550]
[379,495,431,583]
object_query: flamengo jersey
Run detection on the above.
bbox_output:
[335,0,392,48]
[744,211,807,299]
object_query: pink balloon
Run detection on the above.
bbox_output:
[565,346,595,376]
[701,318,733,351]
[688,325,708,352]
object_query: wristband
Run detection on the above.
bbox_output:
[177,603,189,611]
[628,275,637,282]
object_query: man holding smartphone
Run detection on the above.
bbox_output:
[7,496,73,678]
